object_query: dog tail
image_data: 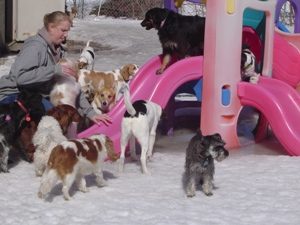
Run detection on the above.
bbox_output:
[86,40,92,47]
[38,168,59,199]
[122,83,136,116]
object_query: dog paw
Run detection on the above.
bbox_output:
[37,191,44,199]
[96,179,107,187]
[146,155,153,161]
[204,192,213,196]
[64,195,71,201]
[249,75,259,84]
[142,169,151,175]
[0,168,8,173]
[35,170,43,177]
[79,186,89,193]
[186,192,196,198]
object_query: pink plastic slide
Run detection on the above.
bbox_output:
[238,31,300,156]
[272,31,300,88]
[238,76,300,156]
[275,27,300,52]
[78,55,203,152]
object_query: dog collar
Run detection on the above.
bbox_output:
[87,49,95,59]
[16,100,31,122]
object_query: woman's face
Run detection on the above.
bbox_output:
[48,20,71,45]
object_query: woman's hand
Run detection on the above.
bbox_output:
[91,113,112,126]
[60,63,77,78]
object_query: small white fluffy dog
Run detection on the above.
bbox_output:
[78,40,95,70]
[33,116,67,177]
[33,105,81,177]
[118,83,162,174]
[38,134,118,200]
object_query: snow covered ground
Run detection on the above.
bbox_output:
[0,16,300,225]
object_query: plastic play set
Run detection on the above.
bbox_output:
[79,0,300,156]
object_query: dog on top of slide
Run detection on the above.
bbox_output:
[141,7,205,74]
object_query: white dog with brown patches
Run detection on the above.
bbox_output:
[38,134,118,200]
[50,58,81,108]
[118,83,162,174]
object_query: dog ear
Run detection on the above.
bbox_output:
[71,110,82,123]
[195,129,204,141]
[241,52,247,70]
[214,133,222,138]
[64,105,82,123]
[197,129,202,137]
[98,79,105,88]
[212,133,225,143]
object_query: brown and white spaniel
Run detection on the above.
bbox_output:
[38,134,118,200]
[33,104,81,177]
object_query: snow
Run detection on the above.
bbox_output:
[1,15,300,225]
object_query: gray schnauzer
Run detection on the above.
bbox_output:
[184,130,229,197]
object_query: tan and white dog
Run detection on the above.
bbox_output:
[38,134,118,200]
[118,83,162,174]
[91,87,116,114]
[78,63,139,113]
[113,63,139,101]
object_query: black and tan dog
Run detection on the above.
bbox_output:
[184,130,229,197]
[141,7,205,74]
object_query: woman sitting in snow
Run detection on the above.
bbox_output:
[0,11,111,126]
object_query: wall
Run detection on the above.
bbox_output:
[15,0,64,41]
[0,0,5,54]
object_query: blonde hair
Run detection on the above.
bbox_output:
[43,11,71,30]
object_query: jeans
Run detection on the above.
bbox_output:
[0,94,53,111]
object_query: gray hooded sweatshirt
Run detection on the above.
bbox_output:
[0,27,96,119]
